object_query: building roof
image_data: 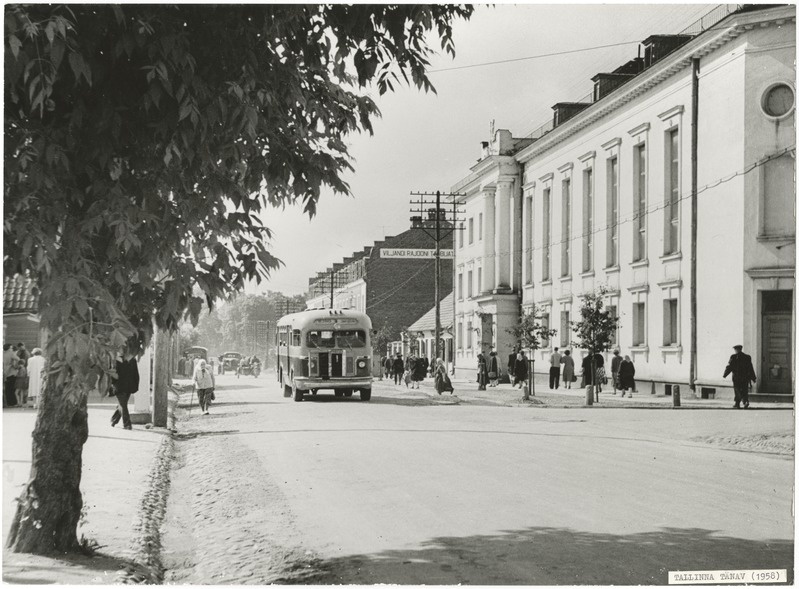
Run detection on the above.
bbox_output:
[407,292,453,333]
[3,274,38,314]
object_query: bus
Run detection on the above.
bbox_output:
[276,309,373,402]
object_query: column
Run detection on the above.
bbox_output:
[483,188,496,293]
[495,179,512,289]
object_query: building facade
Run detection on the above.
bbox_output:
[452,5,795,399]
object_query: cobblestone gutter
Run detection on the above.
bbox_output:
[118,388,181,584]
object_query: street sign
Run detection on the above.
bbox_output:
[380,248,454,259]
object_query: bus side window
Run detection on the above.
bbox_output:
[292,330,301,346]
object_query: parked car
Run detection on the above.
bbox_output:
[222,352,243,373]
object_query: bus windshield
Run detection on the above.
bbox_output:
[306,329,366,349]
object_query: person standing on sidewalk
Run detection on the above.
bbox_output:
[412,354,426,389]
[392,353,404,386]
[3,344,18,407]
[194,359,216,415]
[434,358,454,395]
[26,348,45,408]
[549,347,562,389]
[723,344,757,409]
[514,350,528,389]
[507,347,517,384]
[14,344,30,407]
[476,353,488,391]
[618,355,636,397]
[610,349,622,394]
[561,350,575,389]
[111,354,139,429]
[488,351,499,387]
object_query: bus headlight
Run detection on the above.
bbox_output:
[357,360,366,369]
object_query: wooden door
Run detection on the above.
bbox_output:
[761,313,792,394]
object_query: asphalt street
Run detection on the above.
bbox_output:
[163,372,794,585]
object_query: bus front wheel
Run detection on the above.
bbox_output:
[292,381,303,402]
[281,372,291,398]
[360,388,372,402]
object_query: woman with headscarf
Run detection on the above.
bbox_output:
[476,353,488,391]
[26,348,45,409]
[193,359,216,415]
[488,351,500,388]
[561,350,576,389]
[618,355,636,397]
[433,358,454,395]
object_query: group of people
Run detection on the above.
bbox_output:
[3,343,44,409]
[547,347,636,399]
[383,353,454,395]
[475,350,531,390]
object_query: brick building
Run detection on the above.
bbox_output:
[306,213,453,352]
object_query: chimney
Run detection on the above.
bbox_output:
[552,102,591,128]
[641,34,693,68]
[411,215,424,228]
[481,141,490,159]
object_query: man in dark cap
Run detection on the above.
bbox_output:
[723,345,757,409]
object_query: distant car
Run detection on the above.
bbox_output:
[222,352,243,373]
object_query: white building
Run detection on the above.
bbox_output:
[452,5,795,399]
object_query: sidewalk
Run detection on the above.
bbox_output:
[2,390,178,584]
[409,373,794,410]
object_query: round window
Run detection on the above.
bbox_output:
[762,83,795,119]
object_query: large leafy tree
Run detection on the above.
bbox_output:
[4,4,473,554]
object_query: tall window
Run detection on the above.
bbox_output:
[542,312,551,346]
[466,320,473,349]
[607,304,618,345]
[582,168,593,272]
[663,299,678,345]
[458,272,463,300]
[664,129,680,254]
[477,267,482,294]
[633,302,646,346]
[633,143,647,262]
[525,194,534,284]
[560,310,570,346]
[457,321,463,350]
[542,188,551,281]
[468,217,474,244]
[467,270,473,298]
[478,212,483,240]
[606,157,619,267]
[459,222,464,248]
[561,178,571,277]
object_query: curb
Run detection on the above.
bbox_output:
[119,389,180,584]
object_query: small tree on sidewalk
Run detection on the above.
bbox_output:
[506,304,557,400]
[571,287,620,406]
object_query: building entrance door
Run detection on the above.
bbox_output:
[761,291,793,395]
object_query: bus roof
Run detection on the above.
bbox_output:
[276,308,372,330]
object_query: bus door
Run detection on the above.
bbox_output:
[331,352,343,377]
[318,352,329,379]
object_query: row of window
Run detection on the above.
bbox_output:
[456,267,483,300]
[458,213,484,248]
[455,298,679,351]
[533,128,681,283]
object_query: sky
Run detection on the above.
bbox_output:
[255,3,719,297]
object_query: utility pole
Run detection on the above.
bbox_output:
[409,190,464,364]
[330,268,334,308]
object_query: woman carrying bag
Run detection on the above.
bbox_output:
[193,359,216,415]
[433,358,454,395]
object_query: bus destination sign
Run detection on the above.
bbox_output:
[380,248,454,259]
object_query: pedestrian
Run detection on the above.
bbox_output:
[581,352,605,402]
[507,347,517,383]
[618,355,636,397]
[3,344,18,407]
[422,357,430,377]
[383,355,392,380]
[26,348,45,409]
[14,349,29,407]
[406,354,417,388]
[111,354,139,430]
[218,354,225,375]
[561,350,575,389]
[193,359,216,415]
[392,353,404,386]
[514,350,528,389]
[476,353,488,391]
[723,344,757,409]
[433,358,454,395]
[488,351,500,387]
[412,353,427,389]
[549,347,562,389]
[610,349,622,394]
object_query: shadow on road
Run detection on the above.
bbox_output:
[296,526,793,585]
[3,551,159,585]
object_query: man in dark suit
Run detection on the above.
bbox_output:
[392,353,404,386]
[111,355,140,429]
[723,345,757,409]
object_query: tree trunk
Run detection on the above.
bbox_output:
[6,376,89,554]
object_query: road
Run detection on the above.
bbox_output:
[163,373,794,585]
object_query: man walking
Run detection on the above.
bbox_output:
[723,344,757,409]
[549,347,562,389]
[610,349,622,394]
[111,354,140,429]
[392,353,404,386]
